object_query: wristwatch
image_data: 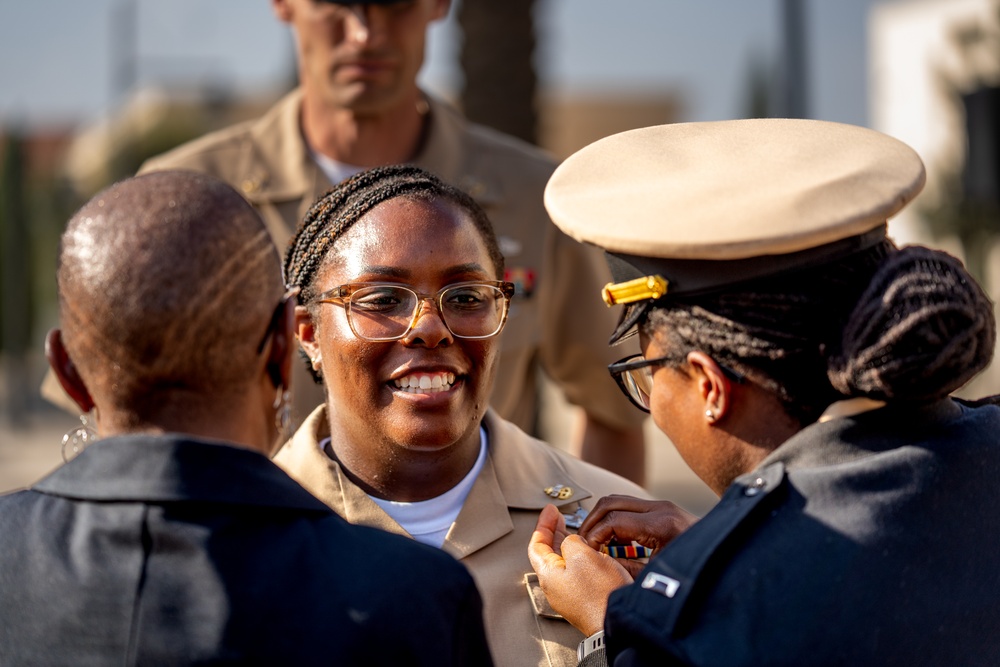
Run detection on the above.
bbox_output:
[577,630,605,661]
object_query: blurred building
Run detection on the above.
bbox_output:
[63,85,285,199]
[870,0,1000,395]
[538,91,681,161]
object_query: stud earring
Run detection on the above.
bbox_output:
[705,409,717,422]
[62,412,97,462]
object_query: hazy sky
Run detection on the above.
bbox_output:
[0,0,885,131]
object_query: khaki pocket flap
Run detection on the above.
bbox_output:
[524,572,564,619]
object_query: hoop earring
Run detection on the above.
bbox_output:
[62,412,97,462]
[274,388,292,441]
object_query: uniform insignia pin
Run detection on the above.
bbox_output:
[641,572,680,598]
[544,484,574,500]
[561,505,588,529]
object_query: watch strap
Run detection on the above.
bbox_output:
[577,630,605,661]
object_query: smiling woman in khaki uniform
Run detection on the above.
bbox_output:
[275,165,650,667]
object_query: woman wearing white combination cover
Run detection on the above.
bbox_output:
[528,119,1000,666]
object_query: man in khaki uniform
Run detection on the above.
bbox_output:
[116,0,646,481]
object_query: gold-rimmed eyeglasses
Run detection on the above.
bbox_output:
[312,281,516,342]
[608,353,745,413]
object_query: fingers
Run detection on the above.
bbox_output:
[534,503,564,538]
[531,532,632,637]
[583,509,657,550]
[577,494,655,535]
[578,496,699,553]
[559,535,634,589]
[578,495,660,546]
[618,559,650,579]
[528,504,567,573]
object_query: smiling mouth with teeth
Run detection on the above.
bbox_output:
[393,372,457,394]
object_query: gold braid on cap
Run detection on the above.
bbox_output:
[602,275,668,306]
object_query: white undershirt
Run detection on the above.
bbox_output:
[318,428,489,549]
[310,148,364,185]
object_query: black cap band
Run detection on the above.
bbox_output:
[605,225,888,344]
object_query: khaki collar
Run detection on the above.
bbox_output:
[274,405,594,557]
[413,97,502,208]
[237,89,504,209]
[480,410,595,509]
[239,88,316,203]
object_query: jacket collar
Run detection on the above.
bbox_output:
[276,405,596,557]
[240,88,318,204]
[480,410,596,509]
[413,97,502,208]
[32,433,331,514]
[758,398,964,471]
[237,89,503,211]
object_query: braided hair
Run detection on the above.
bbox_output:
[642,241,996,425]
[284,164,505,382]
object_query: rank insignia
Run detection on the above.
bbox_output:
[562,505,589,529]
[544,484,574,500]
[641,572,680,598]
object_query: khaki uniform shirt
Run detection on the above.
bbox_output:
[135,89,643,433]
[274,406,651,667]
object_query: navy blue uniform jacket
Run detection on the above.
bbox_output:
[601,398,1000,666]
[0,435,494,666]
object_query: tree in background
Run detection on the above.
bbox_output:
[921,6,1000,286]
[0,129,77,423]
[458,0,539,145]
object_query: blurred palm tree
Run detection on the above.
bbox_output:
[458,0,539,145]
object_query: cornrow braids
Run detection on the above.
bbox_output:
[285,165,504,301]
[284,164,505,382]
[642,241,996,425]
